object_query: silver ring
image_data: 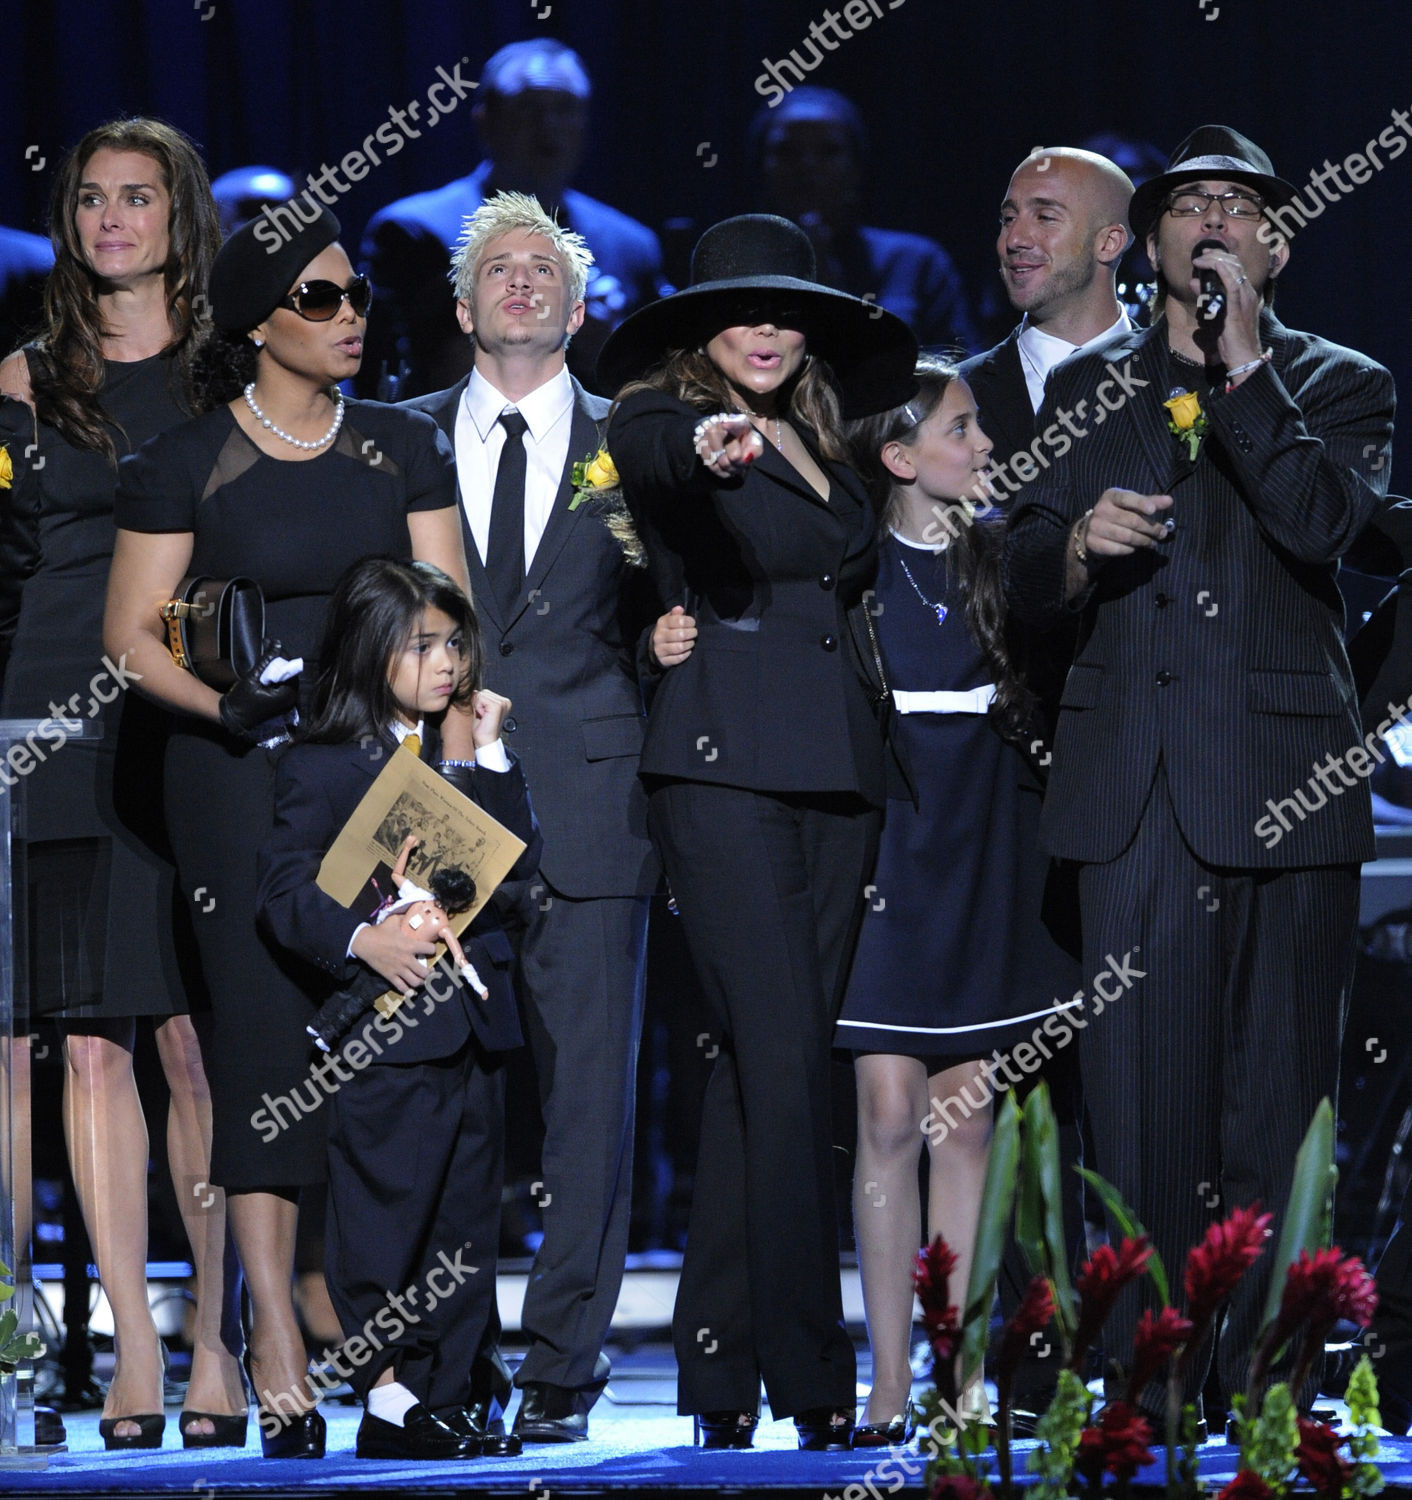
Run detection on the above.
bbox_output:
[1235,274,1248,286]
[708,448,727,463]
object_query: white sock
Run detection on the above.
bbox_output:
[366,1381,419,1427]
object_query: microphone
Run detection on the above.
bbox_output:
[1193,237,1226,325]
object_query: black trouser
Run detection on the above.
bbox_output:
[499,880,648,1399]
[324,1039,505,1410]
[649,780,879,1419]
[1078,770,1357,1410]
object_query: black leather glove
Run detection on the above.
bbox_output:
[436,760,475,800]
[218,639,301,742]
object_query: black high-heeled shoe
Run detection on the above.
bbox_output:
[100,1336,169,1449]
[99,1413,166,1450]
[693,1410,759,1449]
[179,1409,250,1449]
[258,1406,326,1460]
[853,1403,919,1448]
[795,1406,855,1451]
[244,1347,325,1459]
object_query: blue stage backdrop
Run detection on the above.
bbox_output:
[2,0,1410,404]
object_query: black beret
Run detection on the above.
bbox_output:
[208,201,341,334]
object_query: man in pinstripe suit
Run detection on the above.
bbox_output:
[1004,126,1395,1426]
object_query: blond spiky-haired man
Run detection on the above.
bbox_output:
[400,190,659,1447]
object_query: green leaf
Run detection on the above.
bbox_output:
[1076,1165,1170,1308]
[960,1091,1021,1388]
[1258,1099,1335,1341]
[1246,1381,1297,1492]
[1020,1082,1076,1344]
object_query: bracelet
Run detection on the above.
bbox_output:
[1073,508,1095,568]
[693,412,744,461]
[435,758,478,769]
[1224,349,1272,392]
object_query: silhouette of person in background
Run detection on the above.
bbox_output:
[359,39,663,400]
[749,87,978,355]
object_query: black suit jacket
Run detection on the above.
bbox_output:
[1005,311,1396,869]
[257,734,542,1063]
[609,389,886,805]
[400,375,660,898]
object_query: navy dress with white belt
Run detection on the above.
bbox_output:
[835,531,1071,1061]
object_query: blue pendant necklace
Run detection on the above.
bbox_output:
[896,550,948,626]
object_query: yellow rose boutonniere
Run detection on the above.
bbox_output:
[1164,390,1208,461]
[0,444,11,490]
[570,447,619,510]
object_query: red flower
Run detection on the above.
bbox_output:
[1295,1418,1354,1499]
[1126,1305,1194,1400]
[998,1276,1056,1386]
[1272,1248,1378,1353]
[1184,1205,1273,1331]
[930,1475,993,1500]
[1075,1401,1156,1485]
[914,1237,961,1363]
[1217,1471,1274,1500]
[1071,1238,1153,1369]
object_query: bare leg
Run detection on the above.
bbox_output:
[61,1021,164,1438]
[853,1052,929,1426]
[925,1058,994,1397]
[226,1190,312,1421]
[153,1016,245,1436]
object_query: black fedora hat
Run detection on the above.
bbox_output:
[1128,125,1296,242]
[597,214,917,417]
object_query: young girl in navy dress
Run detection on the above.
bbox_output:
[257,557,540,1462]
[832,357,1077,1444]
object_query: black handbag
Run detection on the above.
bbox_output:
[160,576,264,690]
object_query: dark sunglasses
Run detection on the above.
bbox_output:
[280,275,373,321]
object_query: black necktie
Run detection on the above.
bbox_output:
[486,409,529,619]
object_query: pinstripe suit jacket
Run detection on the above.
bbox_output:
[1004,311,1395,869]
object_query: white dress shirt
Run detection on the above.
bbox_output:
[454,364,576,572]
[1015,310,1132,414]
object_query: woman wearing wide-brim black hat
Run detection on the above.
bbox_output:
[601,214,917,1452]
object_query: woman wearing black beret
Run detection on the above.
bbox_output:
[600,214,916,1451]
[104,203,469,1456]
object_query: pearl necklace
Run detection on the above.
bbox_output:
[243,383,344,451]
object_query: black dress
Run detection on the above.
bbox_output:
[834,532,1074,1061]
[114,401,457,1188]
[0,350,194,1020]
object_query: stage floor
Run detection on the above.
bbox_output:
[12,1345,1412,1499]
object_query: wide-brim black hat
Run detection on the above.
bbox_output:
[597,214,917,417]
[1129,125,1296,242]
[208,202,341,334]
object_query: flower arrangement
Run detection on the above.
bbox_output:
[911,1090,1384,1500]
[1164,391,1209,461]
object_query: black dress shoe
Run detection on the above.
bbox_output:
[795,1406,855,1451]
[514,1381,589,1442]
[439,1402,524,1457]
[356,1403,478,1460]
[34,1407,66,1448]
[694,1410,758,1449]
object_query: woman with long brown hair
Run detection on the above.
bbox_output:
[600,214,916,1451]
[0,118,244,1449]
